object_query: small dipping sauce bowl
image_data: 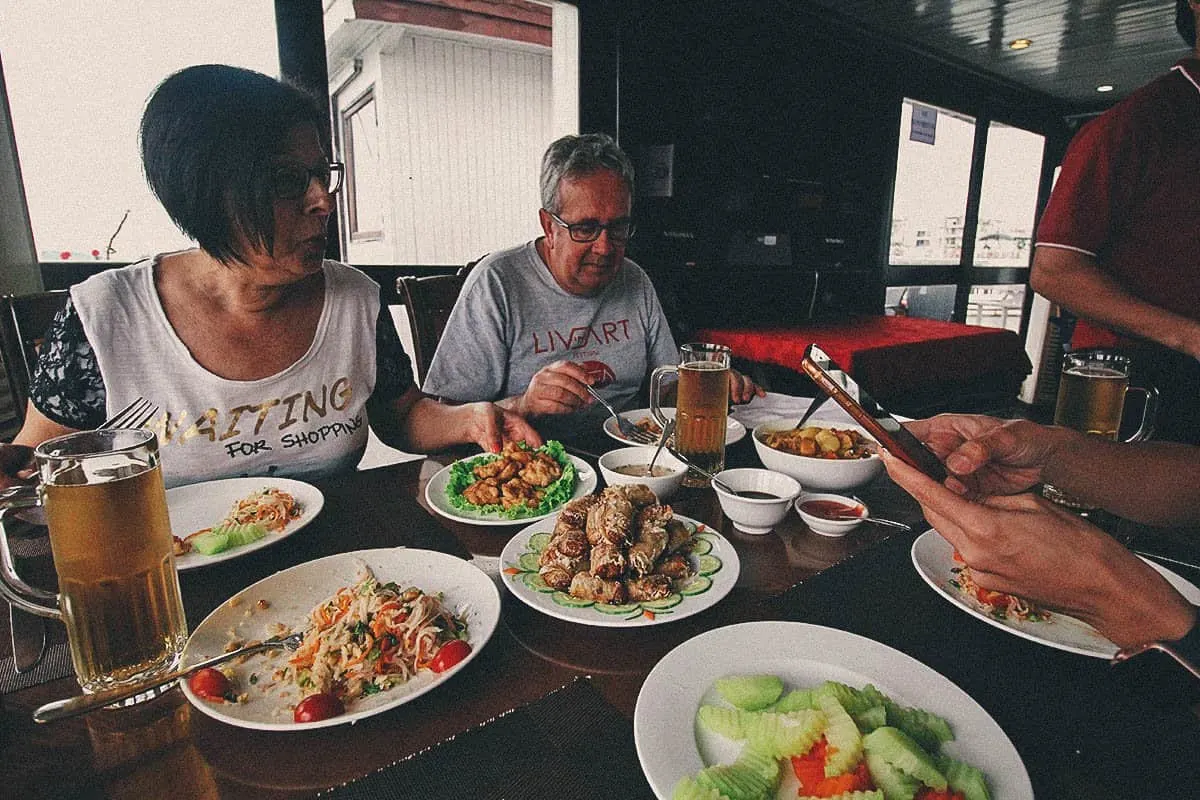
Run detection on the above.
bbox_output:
[712,468,802,535]
[795,491,867,537]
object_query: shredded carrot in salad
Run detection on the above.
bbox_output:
[275,567,468,703]
[950,551,1049,623]
[223,487,300,533]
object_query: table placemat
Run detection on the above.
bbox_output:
[319,677,653,800]
[0,616,71,694]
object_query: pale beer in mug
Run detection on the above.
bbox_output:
[676,360,730,480]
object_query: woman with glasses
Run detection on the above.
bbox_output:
[422,133,760,442]
[3,64,538,489]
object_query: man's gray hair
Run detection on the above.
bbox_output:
[539,133,635,214]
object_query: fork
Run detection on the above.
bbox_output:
[585,384,657,444]
[99,397,160,430]
[33,631,306,723]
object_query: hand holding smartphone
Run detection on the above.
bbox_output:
[798,344,948,482]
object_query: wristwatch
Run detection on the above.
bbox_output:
[1112,606,1200,682]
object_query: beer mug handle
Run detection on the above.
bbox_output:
[0,487,62,619]
[1122,386,1159,443]
[649,365,678,428]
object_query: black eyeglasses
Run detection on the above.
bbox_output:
[272,161,345,200]
[546,211,636,244]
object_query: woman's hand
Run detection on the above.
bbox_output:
[903,414,1061,498]
[507,360,593,417]
[882,449,1197,647]
[461,402,543,453]
[0,444,36,490]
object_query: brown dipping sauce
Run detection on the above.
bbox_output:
[799,499,863,519]
[613,464,675,477]
[739,491,781,500]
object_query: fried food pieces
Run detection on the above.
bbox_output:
[538,485,696,604]
[461,441,564,510]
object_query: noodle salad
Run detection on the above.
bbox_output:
[275,567,470,706]
[950,552,1049,623]
[225,487,300,533]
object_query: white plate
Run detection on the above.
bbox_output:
[180,548,500,731]
[499,516,738,627]
[911,529,1200,659]
[634,620,1032,800]
[424,453,597,526]
[603,408,747,446]
[169,477,324,571]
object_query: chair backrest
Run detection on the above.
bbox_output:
[396,274,467,387]
[0,290,71,426]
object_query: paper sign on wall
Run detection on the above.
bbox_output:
[909,104,937,145]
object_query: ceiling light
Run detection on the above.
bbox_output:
[1096,84,1114,93]
[1009,38,1032,50]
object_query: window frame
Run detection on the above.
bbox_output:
[340,86,384,242]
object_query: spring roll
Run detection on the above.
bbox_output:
[569,572,628,605]
[586,488,634,546]
[626,574,673,602]
[628,504,672,576]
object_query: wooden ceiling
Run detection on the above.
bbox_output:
[804,0,1192,109]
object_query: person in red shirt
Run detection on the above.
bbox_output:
[1032,0,1200,445]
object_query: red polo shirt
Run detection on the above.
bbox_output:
[1036,58,1200,348]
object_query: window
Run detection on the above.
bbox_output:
[0,1,278,263]
[973,123,1044,268]
[342,89,385,240]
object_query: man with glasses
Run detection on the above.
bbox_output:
[423,133,760,441]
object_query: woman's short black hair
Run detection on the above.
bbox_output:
[1178,0,1195,48]
[139,64,329,265]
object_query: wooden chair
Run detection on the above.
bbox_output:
[0,290,71,427]
[396,274,467,387]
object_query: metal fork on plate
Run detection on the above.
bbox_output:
[584,384,657,444]
[99,397,160,430]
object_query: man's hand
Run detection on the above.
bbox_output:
[0,443,35,491]
[463,402,544,454]
[904,414,1059,498]
[511,360,594,417]
[882,449,1197,647]
[729,368,765,405]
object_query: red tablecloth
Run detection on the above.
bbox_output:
[694,315,1032,398]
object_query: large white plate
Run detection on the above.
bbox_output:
[169,477,324,571]
[499,515,739,627]
[912,529,1200,659]
[424,453,597,526]
[180,548,500,731]
[634,620,1032,800]
[603,408,747,447]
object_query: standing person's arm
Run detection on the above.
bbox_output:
[1031,247,1200,358]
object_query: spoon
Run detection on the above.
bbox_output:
[818,506,912,530]
[666,446,743,496]
[643,418,675,477]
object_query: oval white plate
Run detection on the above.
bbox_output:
[499,515,739,627]
[180,548,500,731]
[169,477,324,571]
[912,529,1200,659]
[603,408,746,447]
[425,453,597,526]
[634,620,1032,800]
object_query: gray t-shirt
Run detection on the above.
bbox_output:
[422,240,678,441]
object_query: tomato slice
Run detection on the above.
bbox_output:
[293,692,345,723]
[188,667,232,702]
[429,639,472,673]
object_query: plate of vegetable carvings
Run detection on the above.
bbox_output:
[499,515,739,627]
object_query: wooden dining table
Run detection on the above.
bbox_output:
[1,424,1197,800]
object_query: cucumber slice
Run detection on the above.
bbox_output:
[679,574,713,596]
[521,572,555,593]
[689,533,712,555]
[862,727,946,791]
[815,680,874,715]
[810,791,884,800]
[670,776,728,800]
[188,522,266,555]
[733,749,780,786]
[745,709,824,759]
[697,704,754,740]
[696,761,773,800]
[640,593,683,610]
[935,755,991,800]
[853,705,888,733]
[527,532,552,552]
[768,688,816,713]
[517,552,541,572]
[696,554,723,575]
[715,674,784,711]
[885,704,954,752]
[551,591,594,608]
[864,751,920,800]
[593,601,643,615]
[817,695,863,777]
[188,530,230,555]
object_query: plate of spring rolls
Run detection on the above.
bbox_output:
[498,485,740,627]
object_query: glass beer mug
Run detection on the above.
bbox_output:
[0,429,187,697]
[650,343,731,487]
[1042,350,1158,509]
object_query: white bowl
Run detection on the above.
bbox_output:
[711,468,802,535]
[598,446,688,501]
[795,492,866,537]
[751,419,884,492]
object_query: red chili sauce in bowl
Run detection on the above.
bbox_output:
[797,499,863,520]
